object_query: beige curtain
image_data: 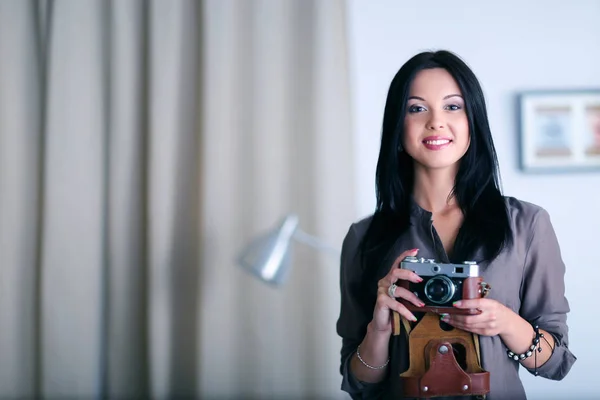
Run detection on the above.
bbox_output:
[200,1,354,398]
[0,0,354,398]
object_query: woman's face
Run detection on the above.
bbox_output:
[403,68,470,171]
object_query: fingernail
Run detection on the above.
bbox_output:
[410,314,418,321]
[453,301,461,307]
[419,302,425,307]
[410,248,419,253]
[439,313,448,319]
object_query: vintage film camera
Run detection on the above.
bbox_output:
[398,256,490,315]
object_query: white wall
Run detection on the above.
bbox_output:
[346,1,600,399]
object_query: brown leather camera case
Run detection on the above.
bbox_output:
[397,313,490,398]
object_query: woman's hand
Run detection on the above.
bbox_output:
[440,298,515,336]
[372,248,425,333]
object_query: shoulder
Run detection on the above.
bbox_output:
[504,196,549,220]
[342,214,373,253]
[348,214,374,239]
[503,196,553,239]
[339,215,374,273]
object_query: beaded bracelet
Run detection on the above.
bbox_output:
[356,345,390,370]
[506,324,554,376]
[507,324,541,361]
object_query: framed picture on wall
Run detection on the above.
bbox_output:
[518,89,600,173]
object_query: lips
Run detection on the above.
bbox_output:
[422,136,452,151]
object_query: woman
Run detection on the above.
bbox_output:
[336,50,576,400]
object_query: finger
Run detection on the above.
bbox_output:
[452,309,496,322]
[385,296,417,321]
[442,317,496,334]
[440,318,468,332]
[442,313,497,329]
[390,285,425,307]
[377,284,424,308]
[388,266,423,284]
[452,299,484,309]
[388,248,419,272]
[375,294,417,321]
[442,314,484,325]
[440,315,472,329]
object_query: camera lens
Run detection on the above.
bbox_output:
[424,276,456,304]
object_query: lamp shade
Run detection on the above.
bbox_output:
[237,214,299,285]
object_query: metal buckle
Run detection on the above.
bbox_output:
[480,282,491,297]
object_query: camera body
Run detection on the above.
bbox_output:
[399,256,486,314]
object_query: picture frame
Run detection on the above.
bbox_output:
[517,89,600,173]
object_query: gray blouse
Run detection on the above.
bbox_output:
[336,197,577,400]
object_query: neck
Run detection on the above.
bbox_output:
[412,164,459,213]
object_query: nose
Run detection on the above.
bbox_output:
[427,111,444,130]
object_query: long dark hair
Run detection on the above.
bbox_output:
[360,50,512,270]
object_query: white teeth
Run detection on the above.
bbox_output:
[424,140,450,145]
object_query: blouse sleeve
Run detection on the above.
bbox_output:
[519,208,577,380]
[336,224,387,399]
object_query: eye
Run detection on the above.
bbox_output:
[408,105,427,113]
[445,104,462,111]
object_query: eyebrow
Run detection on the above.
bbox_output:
[408,94,463,101]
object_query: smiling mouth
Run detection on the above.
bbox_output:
[423,139,452,145]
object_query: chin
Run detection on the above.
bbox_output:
[415,157,461,171]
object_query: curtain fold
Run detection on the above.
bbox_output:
[0,1,42,397]
[0,0,354,398]
[106,0,150,397]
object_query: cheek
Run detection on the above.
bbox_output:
[402,120,415,146]
[451,115,470,141]
[403,116,425,141]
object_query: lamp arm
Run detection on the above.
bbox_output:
[293,229,340,257]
